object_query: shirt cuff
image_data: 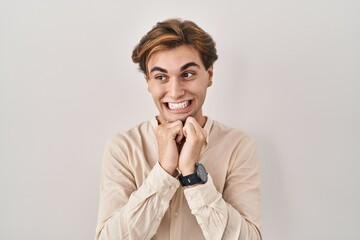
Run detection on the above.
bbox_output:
[183,175,221,211]
[146,162,181,193]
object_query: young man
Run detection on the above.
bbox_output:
[96,19,262,240]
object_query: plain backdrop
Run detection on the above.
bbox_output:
[1,0,359,239]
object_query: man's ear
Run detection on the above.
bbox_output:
[207,65,214,87]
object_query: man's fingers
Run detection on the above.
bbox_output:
[170,120,184,142]
[183,121,196,137]
[175,129,184,143]
[166,120,183,128]
[185,117,206,138]
[157,120,184,142]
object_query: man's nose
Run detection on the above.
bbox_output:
[167,78,185,98]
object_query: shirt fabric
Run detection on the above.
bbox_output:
[95,117,262,240]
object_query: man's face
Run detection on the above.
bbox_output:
[147,45,213,125]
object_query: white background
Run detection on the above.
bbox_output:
[1,0,359,239]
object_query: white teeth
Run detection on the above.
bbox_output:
[168,101,190,110]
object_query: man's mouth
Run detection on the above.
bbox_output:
[166,100,191,110]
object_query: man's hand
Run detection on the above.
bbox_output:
[155,120,184,176]
[178,117,207,175]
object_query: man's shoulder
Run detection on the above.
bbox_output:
[210,119,255,143]
[211,119,246,135]
[108,118,155,145]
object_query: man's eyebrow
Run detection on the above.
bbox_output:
[180,62,200,71]
[149,62,200,74]
[150,66,167,73]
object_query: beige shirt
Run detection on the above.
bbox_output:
[95,117,262,240]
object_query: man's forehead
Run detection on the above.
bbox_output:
[147,46,203,73]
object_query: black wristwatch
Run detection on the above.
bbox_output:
[178,163,208,187]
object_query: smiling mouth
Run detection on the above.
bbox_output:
[166,100,192,110]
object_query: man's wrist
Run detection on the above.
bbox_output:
[178,163,208,187]
[159,162,179,177]
[179,166,196,176]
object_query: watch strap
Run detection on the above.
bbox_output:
[178,172,202,186]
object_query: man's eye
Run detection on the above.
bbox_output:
[155,75,167,81]
[182,72,195,79]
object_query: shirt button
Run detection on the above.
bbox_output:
[174,212,178,217]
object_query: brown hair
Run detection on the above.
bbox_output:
[132,18,218,76]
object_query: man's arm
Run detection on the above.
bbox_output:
[184,135,262,240]
[95,138,180,240]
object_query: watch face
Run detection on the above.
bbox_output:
[196,163,208,183]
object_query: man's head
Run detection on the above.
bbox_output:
[132,19,218,77]
[132,19,218,124]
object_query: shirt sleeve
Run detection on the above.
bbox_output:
[95,139,180,240]
[184,136,262,240]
